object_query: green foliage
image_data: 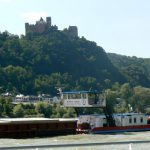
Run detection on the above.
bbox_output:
[0,96,13,117]
[131,86,150,112]
[23,104,37,117]
[120,83,132,99]
[35,102,52,117]
[51,104,67,118]
[1,83,150,118]
[63,108,76,118]
[0,28,150,117]
[108,53,150,87]
[104,89,118,113]
[101,83,150,114]
[0,30,125,95]
[13,104,24,117]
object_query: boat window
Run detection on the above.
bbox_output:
[134,118,136,123]
[68,94,81,99]
[82,93,87,99]
[75,94,82,99]
[68,94,72,99]
[88,93,95,100]
[140,117,143,123]
[88,93,99,104]
[63,94,68,99]
[129,118,132,123]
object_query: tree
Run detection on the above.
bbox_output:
[13,104,25,117]
[0,96,5,116]
[131,86,150,112]
[0,103,2,117]
[3,98,13,117]
[120,83,132,99]
[104,89,118,113]
[35,102,52,117]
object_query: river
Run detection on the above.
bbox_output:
[0,131,150,149]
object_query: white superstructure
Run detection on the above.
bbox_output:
[62,91,106,107]
[77,113,148,129]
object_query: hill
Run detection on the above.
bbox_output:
[0,30,125,95]
[108,53,150,87]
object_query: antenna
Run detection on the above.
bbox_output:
[89,87,92,91]
[57,88,62,94]
[56,87,64,100]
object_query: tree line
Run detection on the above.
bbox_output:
[1,82,150,118]
[0,96,76,118]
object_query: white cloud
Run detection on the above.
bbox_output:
[21,12,48,23]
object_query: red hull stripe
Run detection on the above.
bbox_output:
[91,125,150,133]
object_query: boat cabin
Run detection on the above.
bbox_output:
[114,113,148,126]
[77,113,148,129]
[61,91,106,108]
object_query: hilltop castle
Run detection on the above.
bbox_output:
[25,17,78,38]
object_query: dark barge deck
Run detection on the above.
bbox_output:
[0,118,77,138]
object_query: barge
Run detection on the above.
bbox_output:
[61,90,150,134]
[76,113,150,134]
[0,118,77,138]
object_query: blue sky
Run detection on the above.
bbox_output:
[0,0,150,58]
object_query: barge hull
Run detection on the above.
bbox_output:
[0,118,77,138]
[91,125,150,134]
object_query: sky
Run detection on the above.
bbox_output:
[0,0,150,58]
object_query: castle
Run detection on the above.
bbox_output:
[25,17,78,38]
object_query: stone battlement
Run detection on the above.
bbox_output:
[25,16,78,38]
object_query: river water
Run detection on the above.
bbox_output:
[0,131,150,149]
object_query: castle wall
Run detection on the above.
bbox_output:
[46,17,51,27]
[25,17,78,38]
[35,23,47,33]
[68,26,78,38]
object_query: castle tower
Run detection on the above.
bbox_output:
[46,17,51,27]
[25,23,29,35]
[25,22,36,35]
[35,17,47,33]
[68,26,78,38]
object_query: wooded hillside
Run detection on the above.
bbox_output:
[0,30,125,95]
